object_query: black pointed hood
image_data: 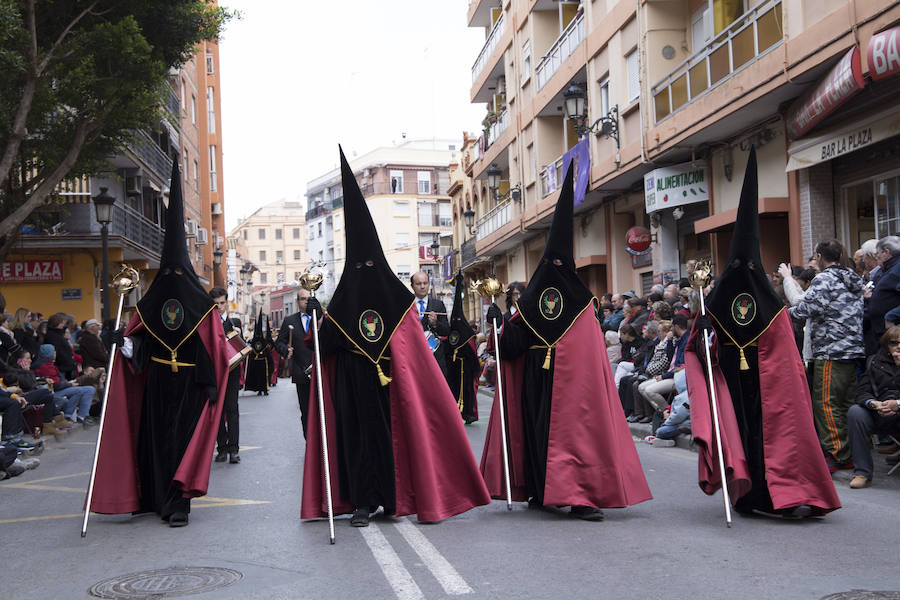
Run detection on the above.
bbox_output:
[326,146,413,363]
[136,160,214,351]
[706,147,784,349]
[250,312,268,354]
[447,271,476,354]
[516,161,594,346]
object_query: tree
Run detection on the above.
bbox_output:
[0,1,232,260]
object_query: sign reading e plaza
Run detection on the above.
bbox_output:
[644,161,709,214]
[0,259,64,282]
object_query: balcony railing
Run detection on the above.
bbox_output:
[165,87,180,119]
[535,13,585,91]
[651,0,782,123]
[460,238,476,267]
[130,131,173,181]
[486,109,509,148]
[111,204,165,254]
[476,200,514,241]
[472,13,505,84]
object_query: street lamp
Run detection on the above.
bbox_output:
[487,163,501,199]
[563,83,620,150]
[464,205,476,235]
[213,247,223,266]
[92,187,116,322]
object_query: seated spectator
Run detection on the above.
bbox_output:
[654,368,691,443]
[32,344,95,425]
[43,313,76,380]
[77,318,109,370]
[605,330,621,368]
[865,236,900,357]
[2,352,67,435]
[676,288,692,318]
[602,293,626,333]
[847,326,900,488]
[650,300,674,322]
[0,385,38,452]
[663,284,680,306]
[637,314,689,414]
[626,320,674,423]
[11,307,39,358]
[0,313,23,364]
[613,324,640,386]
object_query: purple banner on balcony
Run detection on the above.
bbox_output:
[562,138,591,206]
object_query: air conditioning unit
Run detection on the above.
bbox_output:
[211,202,223,215]
[185,220,198,237]
[125,176,142,197]
[275,258,282,265]
[197,227,209,245]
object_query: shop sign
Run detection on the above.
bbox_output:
[0,259,63,282]
[868,26,900,81]
[625,226,652,256]
[786,107,900,171]
[786,46,865,139]
[644,161,709,214]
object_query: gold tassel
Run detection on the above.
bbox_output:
[738,347,749,371]
[458,361,464,412]
[452,347,459,363]
[542,346,552,370]
[376,362,392,386]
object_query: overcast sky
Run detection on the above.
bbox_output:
[218,1,488,231]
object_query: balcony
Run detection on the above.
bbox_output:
[129,131,173,181]
[535,12,585,91]
[476,200,514,241]
[164,86,180,119]
[486,109,510,148]
[305,196,342,221]
[110,203,165,255]
[651,0,783,123]
[472,13,505,84]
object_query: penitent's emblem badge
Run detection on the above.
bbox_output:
[161,299,184,331]
[731,293,756,326]
[358,310,384,343]
[448,330,460,345]
[539,287,563,321]
[252,339,266,354]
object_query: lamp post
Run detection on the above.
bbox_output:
[464,206,475,235]
[93,187,116,322]
[213,247,223,287]
[487,163,501,201]
[563,83,620,150]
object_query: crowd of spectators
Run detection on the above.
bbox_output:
[0,303,111,479]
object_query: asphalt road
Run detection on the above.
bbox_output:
[2,379,899,600]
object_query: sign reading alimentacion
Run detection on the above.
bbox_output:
[644,162,709,214]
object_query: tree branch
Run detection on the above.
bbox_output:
[36,1,99,76]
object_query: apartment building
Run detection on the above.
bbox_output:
[462,0,900,303]
[0,39,227,321]
[230,198,308,290]
[305,141,455,302]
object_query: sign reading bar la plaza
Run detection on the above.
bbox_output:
[644,161,709,214]
[0,259,64,282]
[787,107,900,171]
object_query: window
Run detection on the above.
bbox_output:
[396,265,411,280]
[390,170,404,193]
[439,202,451,227]
[527,143,535,182]
[258,228,266,240]
[336,244,342,259]
[417,171,431,194]
[294,249,301,260]
[599,78,610,117]
[180,78,186,113]
[206,54,214,74]
[691,6,712,52]
[308,225,314,240]
[193,160,198,190]
[294,271,302,281]
[260,272,267,284]
[626,49,639,103]
[393,200,409,217]
[395,232,409,248]
[318,250,324,261]
[243,230,247,240]
[521,39,532,84]
[191,94,196,125]
[207,87,216,134]
[259,250,267,262]
[317,222,322,237]
[209,146,218,192]
[183,151,189,183]
[277,272,285,283]
[293,227,300,239]
[276,250,283,264]
[275,228,282,240]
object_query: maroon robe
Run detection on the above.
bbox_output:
[685,311,840,513]
[89,312,230,514]
[301,308,491,522]
[480,309,652,508]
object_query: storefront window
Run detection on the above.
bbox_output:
[875,175,900,238]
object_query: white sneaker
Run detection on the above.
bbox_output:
[652,438,676,447]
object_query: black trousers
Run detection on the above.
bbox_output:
[217,374,240,454]
[848,404,900,479]
[296,380,310,439]
[0,395,24,438]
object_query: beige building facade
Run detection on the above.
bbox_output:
[460,0,900,311]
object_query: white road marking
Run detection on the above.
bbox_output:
[359,523,424,600]
[395,518,473,595]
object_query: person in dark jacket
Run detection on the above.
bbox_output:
[11,308,39,358]
[864,236,900,357]
[77,319,109,370]
[847,325,900,488]
[43,313,76,380]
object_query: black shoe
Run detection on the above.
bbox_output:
[570,506,605,521]
[215,453,227,463]
[168,512,189,527]
[229,453,240,464]
[350,508,369,527]
[464,416,477,425]
[626,415,638,423]
[638,417,652,424]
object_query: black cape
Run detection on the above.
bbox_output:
[444,272,479,423]
[245,312,273,393]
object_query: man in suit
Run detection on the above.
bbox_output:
[276,288,313,437]
[411,271,450,375]
[211,287,243,464]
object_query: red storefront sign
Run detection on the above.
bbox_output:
[787,46,865,139]
[868,25,900,81]
[625,226,652,256]
[0,259,64,282]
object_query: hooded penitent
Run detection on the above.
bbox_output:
[300,147,489,522]
[445,271,478,422]
[480,161,652,510]
[684,147,840,515]
[244,311,273,393]
[89,161,230,520]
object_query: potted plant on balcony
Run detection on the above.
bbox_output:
[482,110,498,128]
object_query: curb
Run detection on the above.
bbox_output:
[628,422,696,453]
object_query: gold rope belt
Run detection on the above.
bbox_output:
[151,355,196,373]
[529,344,554,370]
[349,348,392,386]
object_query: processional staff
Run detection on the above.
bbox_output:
[81,264,141,538]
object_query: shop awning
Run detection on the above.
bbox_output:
[786,106,900,172]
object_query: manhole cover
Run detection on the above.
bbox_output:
[822,592,900,600]
[89,567,242,598]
